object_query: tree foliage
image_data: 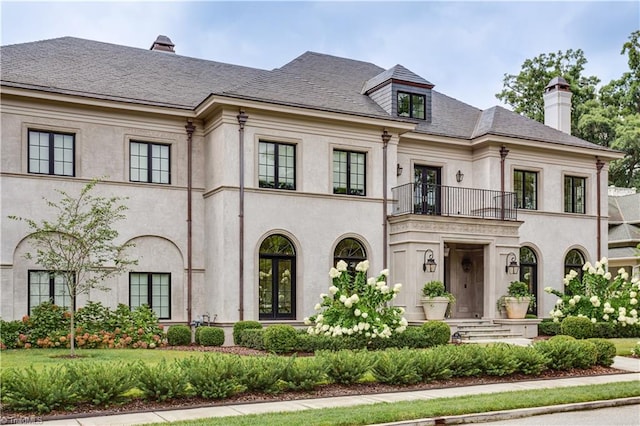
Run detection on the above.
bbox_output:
[496,31,640,188]
[10,179,137,355]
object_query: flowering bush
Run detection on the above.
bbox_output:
[305,260,407,339]
[546,257,639,327]
[631,341,640,358]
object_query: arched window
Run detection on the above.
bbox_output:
[259,235,296,320]
[519,246,538,315]
[564,249,585,293]
[334,237,367,273]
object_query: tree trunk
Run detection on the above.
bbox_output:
[70,293,76,356]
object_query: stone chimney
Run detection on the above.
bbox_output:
[150,35,175,53]
[543,76,572,134]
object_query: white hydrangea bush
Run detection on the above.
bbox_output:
[545,257,639,326]
[305,260,407,339]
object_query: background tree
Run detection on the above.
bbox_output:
[495,48,600,135]
[10,179,137,355]
[497,31,640,188]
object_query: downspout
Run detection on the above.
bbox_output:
[596,157,604,260]
[499,146,509,221]
[381,129,391,269]
[185,120,195,325]
[237,110,248,321]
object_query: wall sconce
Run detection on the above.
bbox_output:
[461,256,472,273]
[505,252,519,274]
[397,163,403,176]
[456,170,464,183]
[423,249,437,273]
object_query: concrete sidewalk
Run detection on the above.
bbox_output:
[40,356,639,426]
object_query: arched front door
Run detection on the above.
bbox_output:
[259,235,296,320]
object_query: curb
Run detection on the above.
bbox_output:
[374,396,640,425]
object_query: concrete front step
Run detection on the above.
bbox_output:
[463,333,524,340]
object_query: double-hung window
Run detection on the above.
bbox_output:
[258,141,296,190]
[514,170,538,210]
[564,176,585,214]
[130,272,171,319]
[28,270,72,314]
[130,141,170,184]
[333,150,366,196]
[397,92,426,119]
[28,130,75,176]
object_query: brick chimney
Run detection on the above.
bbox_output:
[543,76,572,134]
[150,35,175,53]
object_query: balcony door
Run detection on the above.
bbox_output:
[414,165,441,215]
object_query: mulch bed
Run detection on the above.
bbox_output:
[0,345,627,423]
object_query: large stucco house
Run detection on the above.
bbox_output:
[1,36,623,337]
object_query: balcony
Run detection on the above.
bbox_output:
[391,183,518,221]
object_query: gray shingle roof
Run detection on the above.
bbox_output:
[1,37,269,108]
[362,64,434,94]
[0,36,620,155]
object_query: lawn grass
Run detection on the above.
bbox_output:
[160,381,640,426]
[610,338,640,356]
[0,348,211,370]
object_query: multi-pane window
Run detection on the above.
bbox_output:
[564,176,585,214]
[333,150,366,196]
[28,270,72,314]
[397,92,426,119]
[259,235,296,320]
[130,142,170,184]
[258,141,296,190]
[130,273,170,319]
[514,170,538,210]
[28,130,75,176]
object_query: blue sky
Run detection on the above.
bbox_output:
[1,1,638,110]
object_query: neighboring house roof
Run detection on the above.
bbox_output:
[0,36,618,154]
[608,193,640,260]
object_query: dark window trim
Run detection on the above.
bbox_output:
[258,140,297,190]
[129,272,171,319]
[397,91,426,120]
[564,175,586,214]
[130,141,171,184]
[333,149,367,196]
[259,234,296,320]
[27,269,73,314]
[514,169,538,210]
[27,129,76,176]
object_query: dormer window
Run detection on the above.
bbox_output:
[397,92,425,120]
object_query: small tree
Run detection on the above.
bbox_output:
[10,179,137,355]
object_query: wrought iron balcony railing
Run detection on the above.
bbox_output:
[391,183,518,221]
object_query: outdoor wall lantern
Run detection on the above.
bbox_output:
[506,252,520,274]
[397,163,403,176]
[456,170,464,183]
[423,249,437,273]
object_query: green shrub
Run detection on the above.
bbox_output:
[371,348,420,385]
[233,320,262,345]
[68,362,137,406]
[264,325,298,354]
[0,366,76,413]
[587,338,617,367]
[0,319,28,349]
[237,356,288,394]
[25,302,69,342]
[421,321,451,346]
[319,349,373,384]
[533,338,597,370]
[593,321,616,338]
[481,343,519,376]
[631,341,640,357]
[242,329,265,350]
[560,316,595,339]
[447,344,483,377]
[413,347,453,382]
[167,325,192,346]
[135,359,189,401]
[180,354,243,399]
[282,356,327,391]
[198,327,225,346]
[510,345,549,375]
[539,319,561,336]
[75,301,112,334]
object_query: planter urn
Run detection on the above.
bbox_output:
[420,296,450,320]
[504,297,531,319]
